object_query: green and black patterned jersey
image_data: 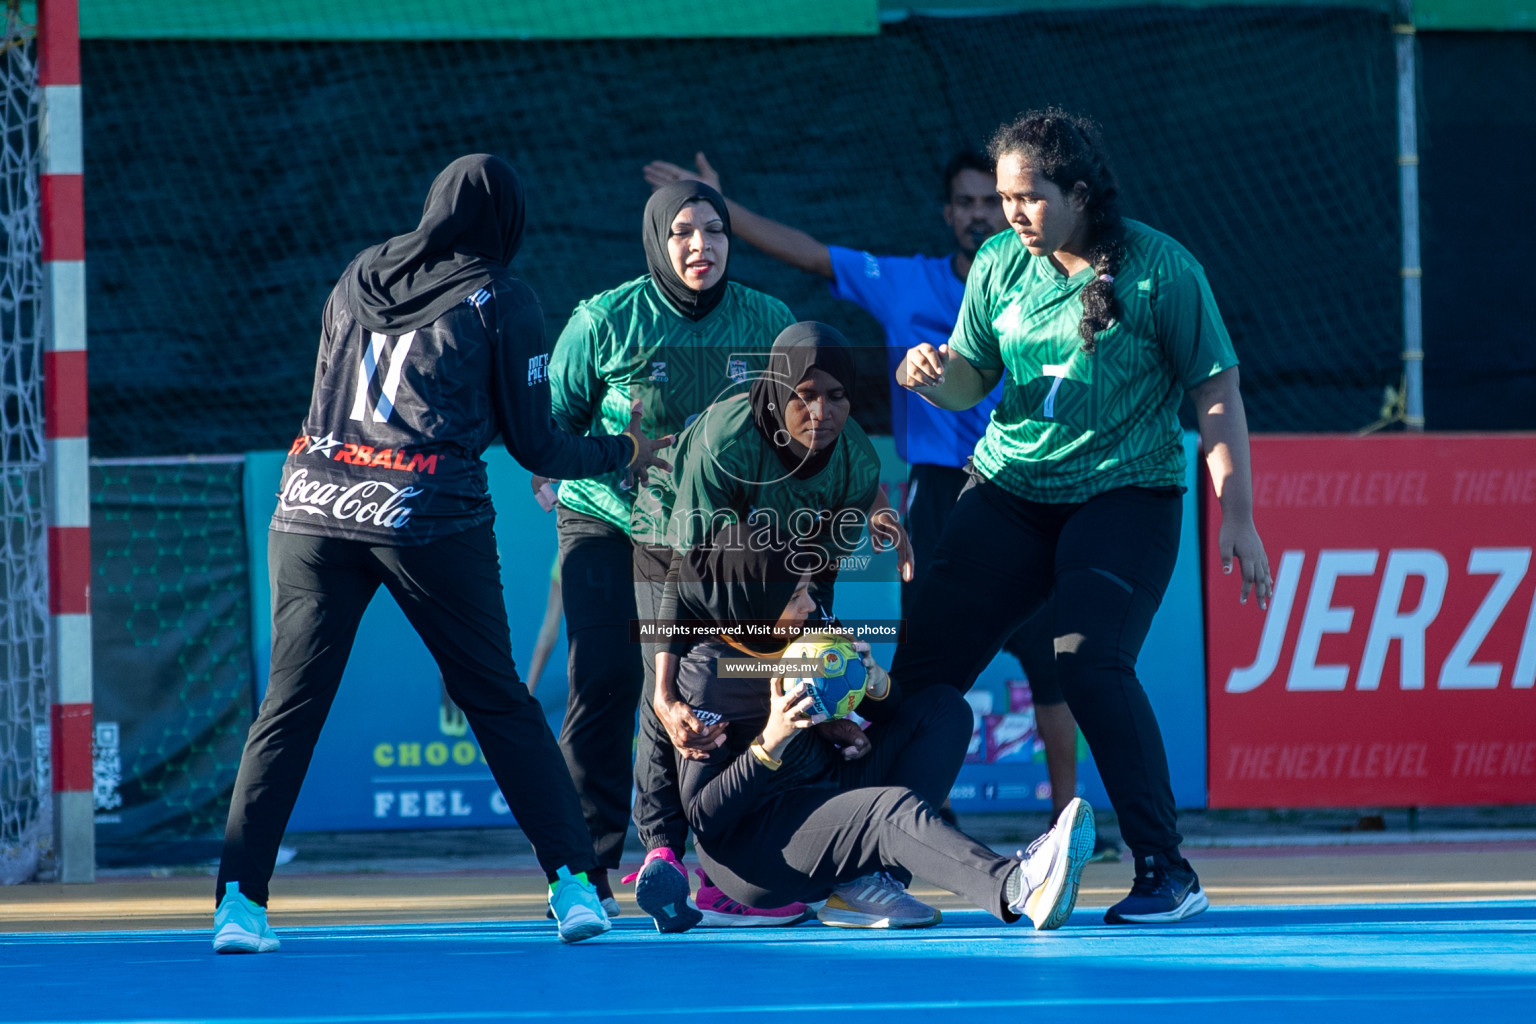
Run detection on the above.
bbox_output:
[948,219,1238,503]
[632,392,882,566]
[550,277,795,532]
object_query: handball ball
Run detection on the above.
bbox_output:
[783,634,867,719]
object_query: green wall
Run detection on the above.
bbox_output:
[63,1,879,39]
[18,0,1531,36]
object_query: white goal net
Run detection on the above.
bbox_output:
[0,2,49,887]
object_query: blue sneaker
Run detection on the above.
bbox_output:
[213,882,280,954]
[1105,852,1209,924]
[548,866,612,944]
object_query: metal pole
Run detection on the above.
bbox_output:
[39,0,95,884]
[1395,1,1424,430]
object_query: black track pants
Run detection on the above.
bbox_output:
[555,505,643,870]
[901,463,1062,705]
[695,687,1016,918]
[217,524,595,906]
[630,543,689,856]
[889,479,1184,861]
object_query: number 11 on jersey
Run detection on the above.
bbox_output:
[351,330,418,424]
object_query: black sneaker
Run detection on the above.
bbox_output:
[623,848,702,934]
[1104,852,1209,924]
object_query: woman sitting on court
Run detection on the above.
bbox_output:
[630,320,927,929]
[653,522,1096,930]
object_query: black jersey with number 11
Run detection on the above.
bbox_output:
[270,277,630,547]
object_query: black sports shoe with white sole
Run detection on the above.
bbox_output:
[1104,852,1209,924]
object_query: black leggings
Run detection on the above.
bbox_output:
[218,524,594,905]
[890,479,1184,861]
[902,463,1062,705]
[694,687,1018,918]
[631,544,688,857]
[555,505,643,870]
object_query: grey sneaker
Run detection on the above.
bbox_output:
[1009,796,1095,930]
[818,872,942,929]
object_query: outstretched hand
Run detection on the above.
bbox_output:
[643,151,722,194]
[623,399,675,488]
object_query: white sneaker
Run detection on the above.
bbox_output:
[1010,797,1095,930]
[213,882,281,954]
[818,872,942,929]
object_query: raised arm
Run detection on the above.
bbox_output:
[1190,367,1272,609]
[643,152,833,279]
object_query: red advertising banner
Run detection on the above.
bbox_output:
[1205,435,1536,807]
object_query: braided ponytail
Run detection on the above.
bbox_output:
[988,109,1125,354]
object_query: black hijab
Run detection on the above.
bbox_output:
[677,522,806,654]
[750,321,858,481]
[643,180,732,322]
[344,154,526,334]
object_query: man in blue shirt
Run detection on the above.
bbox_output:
[642,153,1115,859]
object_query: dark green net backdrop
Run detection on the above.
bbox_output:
[1418,30,1536,429]
[82,7,1406,456]
[90,460,254,864]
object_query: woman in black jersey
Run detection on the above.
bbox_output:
[658,523,1095,930]
[212,155,666,953]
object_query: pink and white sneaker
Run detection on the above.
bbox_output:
[622,848,702,934]
[694,869,812,928]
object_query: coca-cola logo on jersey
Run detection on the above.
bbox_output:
[278,468,424,529]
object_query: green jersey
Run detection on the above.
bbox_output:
[632,394,882,572]
[550,277,795,531]
[948,220,1238,503]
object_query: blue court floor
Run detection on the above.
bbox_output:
[5,901,1534,1024]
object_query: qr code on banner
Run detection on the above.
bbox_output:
[93,722,123,813]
